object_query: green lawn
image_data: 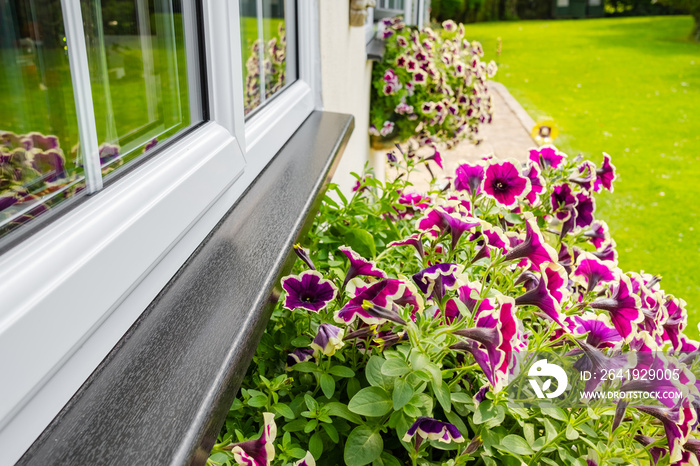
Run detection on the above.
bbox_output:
[465,16,700,328]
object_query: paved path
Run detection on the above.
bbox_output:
[386,82,538,192]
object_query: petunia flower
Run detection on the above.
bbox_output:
[635,398,697,463]
[574,191,596,228]
[311,323,345,356]
[514,262,566,326]
[572,252,617,293]
[594,152,616,192]
[529,145,566,170]
[591,240,618,264]
[335,279,410,325]
[589,275,643,342]
[452,295,520,391]
[454,162,485,196]
[584,220,611,249]
[633,433,667,465]
[522,161,545,206]
[503,212,558,267]
[569,313,622,349]
[413,263,464,302]
[282,271,337,312]
[550,183,578,222]
[338,245,387,288]
[663,297,689,351]
[482,160,530,209]
[435,208,480,250]
[31,149,66,181]
[402,417,464,449]
[388,233,425,259]
[224,412,277,466]
[293,244,315,271]
[293,452,315,466]
[570,160,597,192]
[286,348,315,369]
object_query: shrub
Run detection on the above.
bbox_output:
[209,144,700,466]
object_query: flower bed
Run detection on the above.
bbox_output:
[208,143,700,466]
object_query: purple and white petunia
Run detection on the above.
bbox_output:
[413,263,464,302]
[338,246,387,287]
[594,152,617,192]
[550,183,578,222]
[454,162,485,196]
[635,398,697,463]
[225,412,277,466]
[335,279,411,325]
[402,417,464,449]
[528,145,566,170]
[292,452,315,466]
[282,271,337,312]
[568,313,622,349]
[572,252,617,293]
[584,220,611,249]
[435,208,480,250]
[589,275,643,342]
[514,262,566,326]
[522,162,545,206]
[286,348,315,368]
[481,160,530,209]
[293,243,316,271]
[388,233,425,259]
[503,213,558,268]
[311,323,345,356]
[574,191,596,228]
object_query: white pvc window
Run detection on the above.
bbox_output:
[0,0,320,464]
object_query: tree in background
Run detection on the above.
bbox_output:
[655,0,699,40]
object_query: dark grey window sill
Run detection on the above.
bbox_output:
[18,111,354,466]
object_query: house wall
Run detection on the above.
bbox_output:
[318,0,373,193]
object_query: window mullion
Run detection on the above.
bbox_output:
[60,0,103,194]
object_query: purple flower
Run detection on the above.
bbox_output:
[23,132,59,151]
[435,208,480,250]
[456,281,483,314]
[293,452,315,466]
[338,246,387,287]
[293,243,315,271]
[589,275,643,342]
[522,162,545,205]
[224,412,277,466]
[584,220,611,249]
[402,417,464,449]
[574,191,595,228]
[568,313,621,349]
[570,160,597,191]
[286,348,315,368]
[335,279,412,325]
[311,323,345,356]
[633,433,667,465]
[32,150,66,182]
[572,252,616,293]
[388,233,424,259]
[424,149,443,169]
[380,121,395,137]
[143,138,158,152]
[413,70,427,85]
[482,160,530,208]
[503,213,558,267]
[529,145,566,170]
[594,152,616,192]
[635,398,697,463]
[281,271,337,312]
[514,263,566,326]
[550,183,577,222]
[663,297,688,351]
[413,263,463,302]
[452,296,521,391]
[454,162,485,196]
[591,240,618,263]
[398,191,430,211]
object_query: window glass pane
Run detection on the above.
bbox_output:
[80,0,200,175]
[0,0,85,239]
[240,0,296,117]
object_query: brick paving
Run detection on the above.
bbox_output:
[385,82,538,192]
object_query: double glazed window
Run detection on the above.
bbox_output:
[0,0,201,240]
[0,1,317,464]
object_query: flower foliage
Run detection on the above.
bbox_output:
[369,19,497,148]
[244,24,287,115]
[212,129,700,465]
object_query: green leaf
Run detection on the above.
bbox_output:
[293,362,320,373]
[473,401,505,425]
[347,377,361,399]
[248,395,268,408]
[304,394,319,412]
[544,418,558,443]
[541,405,568,421]
[381,358,410,377]
[344,426,383,466]
[344,228,376,258]
[433,380,452,413]
[348,387,392,417]
[366,356,394,390]
[566,423,579,440]
[309,432,323,459]
[272,403,294,419]
[523,423,535,445]
[328,365,355,378]
[283,418,306,432]
[392,378,414,410]
[320,373,335,399]
[409,351,429,371]
[304,419,318,433]
[325,401,363,425]
[497,434,535,456]
[291,336,312,347]
[322,422,340,443]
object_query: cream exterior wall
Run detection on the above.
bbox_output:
[318,0,374,194]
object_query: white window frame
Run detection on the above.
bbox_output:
[0,1,321,464]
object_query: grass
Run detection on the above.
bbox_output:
[464,16,700,328]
